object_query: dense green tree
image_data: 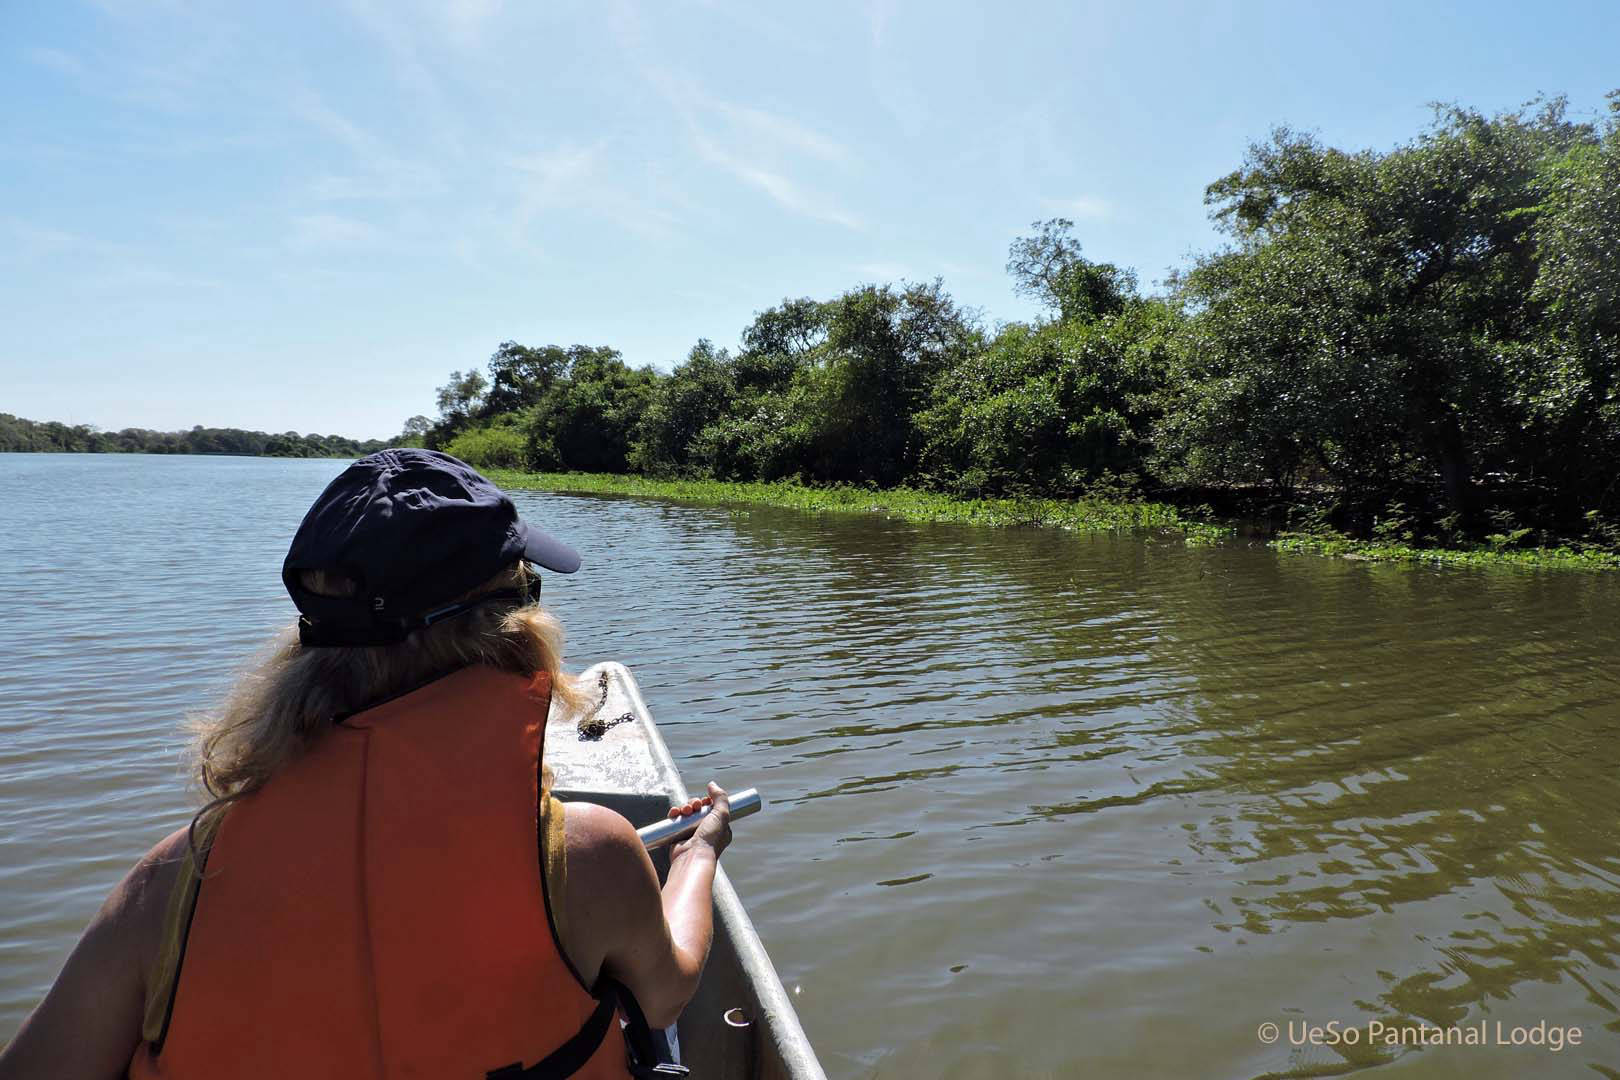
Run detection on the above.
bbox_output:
[667,300,826,480]
[918,301,1174,496]
[1007,218,1138,323]
[443,416,527,468]
[434,369,489,433]
[523,350,659,473]
[481,342,575,417]
[782,280,981,485]
[1160,101,1601,532]
[629,340,737,475]
[1519,95,1620,530]
[735,297,828,393]
[398,415,434,447]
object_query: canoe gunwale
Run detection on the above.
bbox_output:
[552,662,827,1080]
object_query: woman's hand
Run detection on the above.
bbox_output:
[669,781,732,860]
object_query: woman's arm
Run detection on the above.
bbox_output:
[0,829,185,1080]
[561,784,732,1029]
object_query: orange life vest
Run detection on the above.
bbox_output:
[128,665,631,1080]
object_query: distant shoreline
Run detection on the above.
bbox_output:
[487,468,1620,573]
[0,412,395,460]
[0,449,362,460]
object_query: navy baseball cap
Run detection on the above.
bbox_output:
[283,449,579,646]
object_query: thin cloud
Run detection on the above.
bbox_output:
[865,1,926,133]
[715,102,852,165]
[853,261,911,281]
[339,0,466,159]
[289,89,445,206]
[866,0,899,48]
[292,89,391,161]
[646,69,862,229]
[24,46,88,79]
[654,70,853,167]
[511,143,604,220]
[692,134,861,229]
[1,218,221,292]
[444,0,503,42]
[287,212,386,252]
[1043,196,1113,221]
[88,263,224,293]
[1,218,114,260]
[508,141,686,238]
[305,171,437,202]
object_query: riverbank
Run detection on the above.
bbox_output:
[486,469,1620,571]
[1269,531,1620,570]
[489,469,1206,531]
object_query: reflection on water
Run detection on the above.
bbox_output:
[2,454,1618,1077]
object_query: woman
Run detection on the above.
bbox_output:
[0,449,731,1079]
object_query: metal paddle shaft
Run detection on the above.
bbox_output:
[637,787,763,850]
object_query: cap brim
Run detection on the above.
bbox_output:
[519,521,582,574]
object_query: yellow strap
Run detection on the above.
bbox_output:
[541,790,569,948]
[142,827,206,1044]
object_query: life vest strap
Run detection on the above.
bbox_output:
[597,976,690,1080]
[485,994,617,1080]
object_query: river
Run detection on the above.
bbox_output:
[2,453,1618,1077]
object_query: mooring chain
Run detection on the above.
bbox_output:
[578,669,636,740]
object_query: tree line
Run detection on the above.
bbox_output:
[406,98,1620,550]
[0,415,391,459]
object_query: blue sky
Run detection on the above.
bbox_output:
[3,1,1617,440]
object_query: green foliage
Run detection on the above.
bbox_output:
[631,284,982,486]
[1007,218,1139,322]
[434,368,488,434]
[784,280,982,486]
[483,467,1195,532]
[1271,531,1620,571]
[629,340,737,476]
[522,349,658,473]
[443,421,527,469]
[916,298,1171,496]
[0,414,391,458]
[1160,99,1618,539]
[481,342,569,417]
[394,415,433,448]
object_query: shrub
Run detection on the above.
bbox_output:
[444,423,527,469]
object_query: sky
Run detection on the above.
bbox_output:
[3,1,1617,440]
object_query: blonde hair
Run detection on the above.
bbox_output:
[188,561,585,845]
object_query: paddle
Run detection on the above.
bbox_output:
[637,788,764,850]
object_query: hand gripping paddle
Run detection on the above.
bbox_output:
[636,787,764,850]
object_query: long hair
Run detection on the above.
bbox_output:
[187,560,585,848]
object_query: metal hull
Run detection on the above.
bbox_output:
[547,663,826,1080]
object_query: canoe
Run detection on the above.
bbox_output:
[547,662,827,1080]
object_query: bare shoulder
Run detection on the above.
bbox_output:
[563,801,651,897]
[131,826,190,889]
[121,829,190,922]
[562,799,642,851]
[0,826,193,1077]
[107,826,191,971]
[557,801,664,988]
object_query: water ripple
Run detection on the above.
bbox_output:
[2,457,1619,1078]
